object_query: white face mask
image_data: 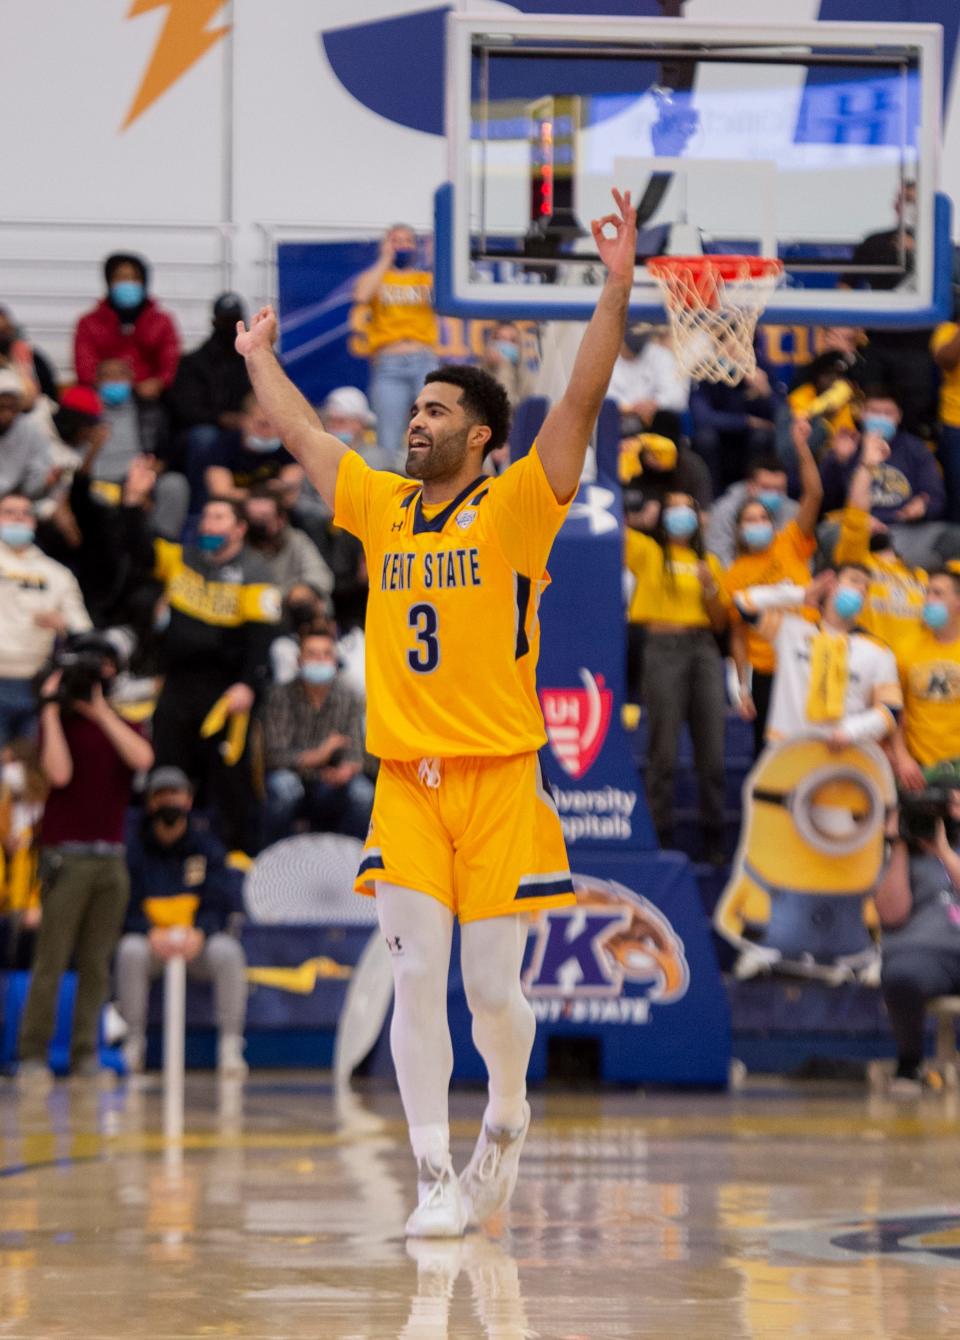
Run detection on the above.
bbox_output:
[901,202,918,231]
[2,761,26,794]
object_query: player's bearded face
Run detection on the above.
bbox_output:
[405,421,471,480]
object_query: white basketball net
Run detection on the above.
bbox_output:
[646,256,784,387]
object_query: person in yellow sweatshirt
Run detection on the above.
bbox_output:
[892,568,960,790]
[624,492,728,861]
[354,224,438,470]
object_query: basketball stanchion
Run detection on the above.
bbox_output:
[163,951,187,1144]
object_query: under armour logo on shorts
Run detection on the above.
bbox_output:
[386,935,404,955]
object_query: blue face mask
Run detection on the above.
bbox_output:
[197,533,227,554]
[392,247,415,271]
[332,430,354,446]
[100,380,132,407]
[863,413,896,442]
[756,490,783,515]
[741,521,774,551]
[663,505,698,540]
[0,523,34,549]
[495,340,520,366]
[301,661,336,686]
[923,599,950,631]
[244,434,282,455]
[110,280,144,309]
[834,585,865,620]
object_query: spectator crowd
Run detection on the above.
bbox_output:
[3,208,960,1090]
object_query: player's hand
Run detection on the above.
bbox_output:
[591,188,637,285]
[860,431,891,469]
[378,234,397,267]
[894,494,927,522]
[235,306,278,358]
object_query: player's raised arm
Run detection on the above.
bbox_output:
[235,306,348,508]
[536,188,637,501]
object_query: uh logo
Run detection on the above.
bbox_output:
[540,669,613,780]
[524,876,690,1002]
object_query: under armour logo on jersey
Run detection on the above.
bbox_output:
[385,935,404,955]
[391,520,404,532]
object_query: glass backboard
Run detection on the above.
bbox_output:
[435,14,951,326]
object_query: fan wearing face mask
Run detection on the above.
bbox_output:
[73,252,180,404]
[892,569,960,794]
[723,418,822,755]
[734,566,902,751]
[481,322,535,413]
[122,460,282,856]
[204,391,304,505]
[819,385,953,571]
[624,490,729,862]
[832,426,928,658]
[353,224,438,470]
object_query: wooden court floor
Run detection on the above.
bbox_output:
[2,1075,960,1338]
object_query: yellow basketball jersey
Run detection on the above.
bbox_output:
[334,445,572,760]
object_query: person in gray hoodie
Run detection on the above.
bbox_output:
[91,357,188,538]
[0,369,52,500]
[704,453,798,568]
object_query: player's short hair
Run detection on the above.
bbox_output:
[424,364,511,458]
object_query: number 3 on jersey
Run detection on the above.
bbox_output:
[408,602,440,673]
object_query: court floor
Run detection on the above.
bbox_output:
[2,1074,960,1338]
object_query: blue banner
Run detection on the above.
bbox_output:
[447,852,731,1086]
[537,478,658,851]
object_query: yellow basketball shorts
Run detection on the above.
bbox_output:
[355,752,575,923]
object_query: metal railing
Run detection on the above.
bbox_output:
[0,219,235,380]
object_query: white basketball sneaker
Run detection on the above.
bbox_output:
[460,1102,531,1228]
[405,1154,468,1238]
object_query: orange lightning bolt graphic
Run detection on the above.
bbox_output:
[123,0,231,131]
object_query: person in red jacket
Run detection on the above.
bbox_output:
[73,253,180,401]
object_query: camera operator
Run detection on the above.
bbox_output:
[877,788,960,1094]
[17,635,154,1086]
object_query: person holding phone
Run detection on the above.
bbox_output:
[261,625,374,843]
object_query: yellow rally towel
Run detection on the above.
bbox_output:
[143,894,199,929]
[806,627,849,723]
[200,694,249,766]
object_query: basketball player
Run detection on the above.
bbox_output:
[235,188,638,1237]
